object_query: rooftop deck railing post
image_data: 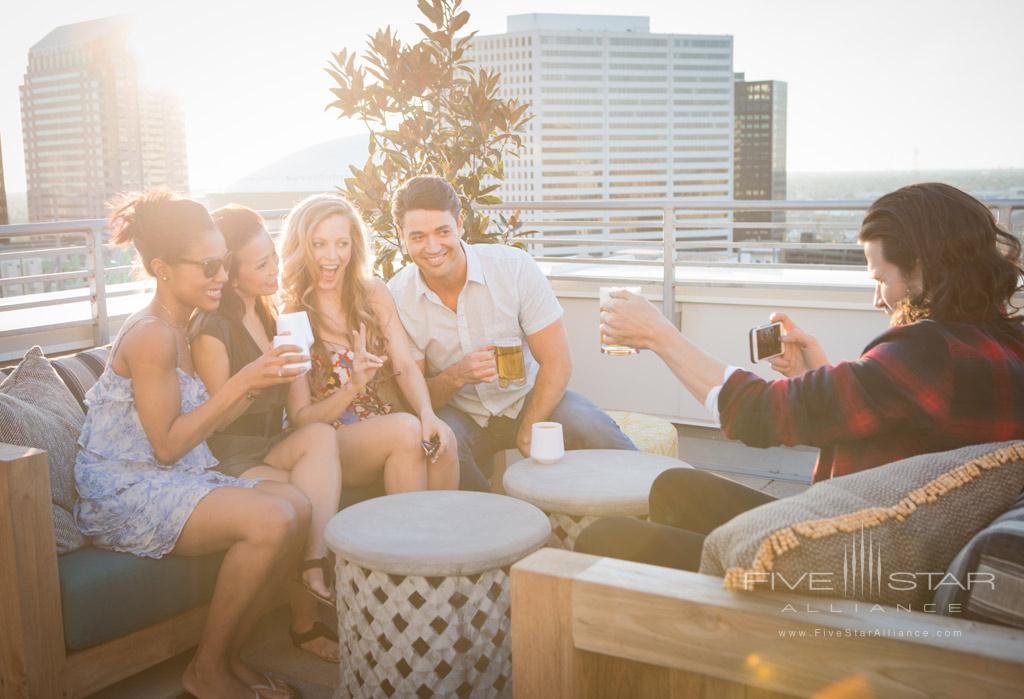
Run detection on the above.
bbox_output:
[661,205,676,323]
[87,224,109,347]
[996,205,1017,238]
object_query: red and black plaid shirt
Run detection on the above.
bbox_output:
[718,319,1024,482]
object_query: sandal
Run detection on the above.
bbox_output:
[290,621,340,663]
[251,672,303,699]
[298,557,336,609]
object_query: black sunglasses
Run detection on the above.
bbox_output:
[169,254,231,279]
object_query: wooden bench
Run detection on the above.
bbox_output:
[511,548,1024,698]
[0,444,210,698]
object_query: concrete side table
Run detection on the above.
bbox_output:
[502,449,692,549]
[324,491,550,699]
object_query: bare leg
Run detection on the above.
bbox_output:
[173,487,300,699]
[334,412,430,493]
[240,432,343,663]
[246,423,342,600]
[224,481,322,686]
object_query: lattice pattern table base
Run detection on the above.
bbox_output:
[333,559,512,699]
[549,512,650,550]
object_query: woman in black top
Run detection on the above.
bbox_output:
[192,205,341,663]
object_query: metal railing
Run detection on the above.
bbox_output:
[1,199,1022,355]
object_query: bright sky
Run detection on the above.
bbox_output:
[1,0,1022,193]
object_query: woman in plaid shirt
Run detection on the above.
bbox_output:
[577,183,1024,570]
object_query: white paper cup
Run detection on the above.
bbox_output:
[276,311,314,354]
[272,334,312,372]
[530,422,565,464]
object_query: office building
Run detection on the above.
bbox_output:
[20,16,189,222]
[467,14,734,251]
[734,73,787,247]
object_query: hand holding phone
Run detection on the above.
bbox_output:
[422,434,441,461]
[749,321,784,363]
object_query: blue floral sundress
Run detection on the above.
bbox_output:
[74,318,257,558]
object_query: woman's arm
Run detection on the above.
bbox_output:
[283,366,362,427]
[190,333,258,431]
[126,322,254,464]
[373,281,434,418]
[372,281,455,458]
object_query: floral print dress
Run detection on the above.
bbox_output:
[313,343,393,428]
[74,318,257,559]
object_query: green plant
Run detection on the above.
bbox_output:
[326,0,533,279]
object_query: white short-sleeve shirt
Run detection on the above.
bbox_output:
[387,242,564,426]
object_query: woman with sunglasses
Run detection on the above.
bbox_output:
[191,205,341,662]
[278,194,459,497]
[74,192,317,699]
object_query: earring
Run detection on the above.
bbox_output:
[162,276,168,281]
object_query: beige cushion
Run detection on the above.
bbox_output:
[700,441,1024,607]
[0,346,87,553]
[607,410,678,458]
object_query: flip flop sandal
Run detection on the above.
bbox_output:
[298,556,336,609]
[250,672,303,699]
[290,621,340,663]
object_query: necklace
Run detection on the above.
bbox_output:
[154,299,189,329]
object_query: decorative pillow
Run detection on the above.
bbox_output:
[700,441,1024,607]
[50,346,110,411]
[933,490,1024,628]
[0,346,87,553]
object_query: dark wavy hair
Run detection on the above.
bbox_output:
[391,175,461,229]
[858,183,1023,327]
[203,205,277,338]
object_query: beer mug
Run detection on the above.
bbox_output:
[494,337,526,389]
[599,286,641,356]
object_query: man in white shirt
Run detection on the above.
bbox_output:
[387,176,636,490]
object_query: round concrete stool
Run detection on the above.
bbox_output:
[325,491,550,699]
[606,410,679,458]
[503,449,692,549]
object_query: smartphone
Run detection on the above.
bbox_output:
[749,322,784,363]
[422,435,441,461]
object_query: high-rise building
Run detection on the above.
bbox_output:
[0,133,8,225]
[733,73,787,246]
[467,14,734,250]
[20,16,189,222]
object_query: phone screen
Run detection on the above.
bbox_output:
[750,322,783,362]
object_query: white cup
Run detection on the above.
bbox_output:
[276,311,314,354]
[272,334,312,372]
[530,422,565,464]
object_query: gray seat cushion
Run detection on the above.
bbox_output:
[58,547,224,651]
[935,491,1024,628]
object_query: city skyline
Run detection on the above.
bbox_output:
[0,0,1022,196]
[20,17,189,221]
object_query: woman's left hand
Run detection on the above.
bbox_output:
[420,412,455,463]
[600,290,675,351]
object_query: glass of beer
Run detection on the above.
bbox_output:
[494,337,526,388]
[599,286,641,356]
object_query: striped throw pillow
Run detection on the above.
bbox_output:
[49,346,109,411]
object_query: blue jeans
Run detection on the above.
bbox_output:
[437,389,638,492]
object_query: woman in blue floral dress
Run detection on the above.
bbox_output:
[74,191,323,699]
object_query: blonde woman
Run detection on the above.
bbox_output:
[279,194,459,496]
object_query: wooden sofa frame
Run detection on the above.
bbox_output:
[1,443,210,698]
[511,548,1024,698]
[0,440,508,698]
